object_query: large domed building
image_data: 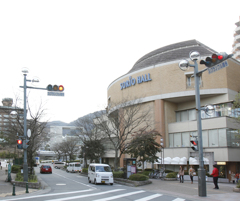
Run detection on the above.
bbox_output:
[107,40,240,180]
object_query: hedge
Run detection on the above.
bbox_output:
[129,173,149,181]
[166,172,178,178]
[137,170,152,177]
[82,168,88,173]
[113,171,124,178]
[11,165,21,173]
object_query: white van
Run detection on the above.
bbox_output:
[54,161,65,169]
[66,162,82,173]
[88,163,113,185]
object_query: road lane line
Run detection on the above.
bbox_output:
[134,194,163,201]
[172,198,185,201]
[0,189,93,201]
[92,190,145,201]
[45,189,125,201]
[53,172,96,189]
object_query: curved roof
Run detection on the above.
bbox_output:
[128,39,216,74]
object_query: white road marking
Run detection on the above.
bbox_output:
[53,172,96,189]
[172,198,185,201]
[134,194,163,201]
[0,189,93,201]
[45,189,125,201]
[92,190,145,201]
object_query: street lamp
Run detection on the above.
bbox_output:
[160,138,164,168]
[179,51,206,197]
[22,67,29,182]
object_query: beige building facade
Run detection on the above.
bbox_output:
[107,40,240,181]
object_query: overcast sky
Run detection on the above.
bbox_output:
[1,0,240,123]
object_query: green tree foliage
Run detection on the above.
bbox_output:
[125,129,161,169]
[79,139,105,163]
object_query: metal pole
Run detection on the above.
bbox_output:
[23,74,28,182]
[193,60,206,197]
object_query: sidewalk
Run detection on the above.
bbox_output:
[139,178,240,201]
[0,165,38,198]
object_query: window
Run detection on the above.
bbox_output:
[202,130,208,147]
[189,109,196,121]
[219,129,227,146]
[173,133,181,147]
[182,132,189,147]
[169,134,173,147]
[209,129,218,147]
[185,74,202,88]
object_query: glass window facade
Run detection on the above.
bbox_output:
[169,128,240,148]
[176,102,239,122]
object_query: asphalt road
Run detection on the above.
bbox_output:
[0,163,190,201]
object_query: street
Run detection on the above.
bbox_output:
[0,163,190,201]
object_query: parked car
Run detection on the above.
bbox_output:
[88,163,113,185]
[66,162,82,173]
[40,165,52,174]
[54,162,65,169]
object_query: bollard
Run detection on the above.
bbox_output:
[26,182,29,193]
[12,183,16,196]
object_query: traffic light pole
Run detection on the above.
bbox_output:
[23,73,28,182]
[189,60,206,197]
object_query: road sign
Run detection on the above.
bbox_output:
[47,92,64,96]
[208,61,229,74]
[27,129,31,138]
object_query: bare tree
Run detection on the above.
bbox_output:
[124,129,161,170]
[0,96,49,170]
[74,113,105,167]
[63,137,79,162]
[93,98,153,171]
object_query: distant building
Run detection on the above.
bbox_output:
[0,98,23,153]
[39,125,82,150]
[232,16,240,61]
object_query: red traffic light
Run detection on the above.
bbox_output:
[59,85,64,91]
[190,140,197,146]
[218,55,223,60]
[17,139,22,144]
[47,84,64,92]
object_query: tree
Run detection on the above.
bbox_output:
[0,96,49,171]
[52,137,79,162]
[124,129,161,170]
[74,113,105,167]
[93,98,153,171]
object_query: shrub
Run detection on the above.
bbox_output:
[165,169,173,173]
[11,165,21,173]
[138,170,152,177]
[82,168,88,173]
[15,173,38,182]
[236,180,240,188]
[129,173,149,181]
[113,171,124,178]
[166,172,177,178]
[15,172,23,181]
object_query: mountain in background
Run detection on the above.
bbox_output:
[47,110,106,127]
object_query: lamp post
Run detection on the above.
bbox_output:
[179,51,206,197]
[160,138,164,168]
[22,68,29,182]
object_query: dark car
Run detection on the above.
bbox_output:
[40,165,52,174]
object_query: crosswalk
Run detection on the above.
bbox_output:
[1,188,187,201]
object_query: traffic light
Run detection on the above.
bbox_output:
[200,52,233,68]
[190,140,198,151]
[47,84,64,92]
[17,139,23,149]
[24,139,30,149]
